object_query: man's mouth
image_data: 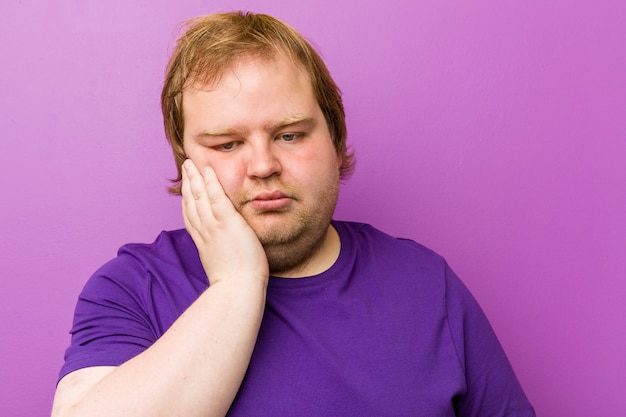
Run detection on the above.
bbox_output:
[248,191,293,211]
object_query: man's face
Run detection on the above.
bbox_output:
[182,54,342,274]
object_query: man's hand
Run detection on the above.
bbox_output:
[181,159,269,286]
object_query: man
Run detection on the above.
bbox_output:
[52,11,535,417]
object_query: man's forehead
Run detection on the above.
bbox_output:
[185,51,310,94]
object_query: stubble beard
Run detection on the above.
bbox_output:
[237,178,340,276]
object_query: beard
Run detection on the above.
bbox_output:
[234,175,340,276]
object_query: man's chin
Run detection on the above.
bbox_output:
[246,214,303,247]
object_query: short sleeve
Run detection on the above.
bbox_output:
[444,263,536,416]
[58,253,158,381]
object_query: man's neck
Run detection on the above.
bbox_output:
[272,224,340,278]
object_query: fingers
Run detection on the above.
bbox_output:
[200,165,237,220]
[181,159,237,227]
[181,160,213,232]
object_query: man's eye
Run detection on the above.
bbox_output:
[280,133,298,142]
[214,142,237,151]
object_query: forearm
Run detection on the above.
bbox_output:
[53,280,266,417]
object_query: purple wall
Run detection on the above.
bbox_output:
[1,1,624,416]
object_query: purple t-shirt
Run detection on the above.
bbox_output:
[61,221,534,416]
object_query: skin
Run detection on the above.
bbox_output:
[51,53,342,417]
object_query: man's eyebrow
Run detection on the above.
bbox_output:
[194,127,243,138]
[267,114,315,130]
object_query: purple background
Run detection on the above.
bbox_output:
[1,1,625,416]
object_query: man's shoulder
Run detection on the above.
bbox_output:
[83,228,205,298]
[91,229,201,282]
[117,229,193,259]
[333,220,445,268]
[335,220,441,255]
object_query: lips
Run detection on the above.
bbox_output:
[248,190,293,211]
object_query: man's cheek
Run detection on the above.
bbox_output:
[217,178,243,209]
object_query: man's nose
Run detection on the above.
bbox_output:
[246,140,281,179]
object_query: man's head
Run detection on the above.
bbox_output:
[162,11,353,194]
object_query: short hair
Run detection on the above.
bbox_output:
[161,11,354,194]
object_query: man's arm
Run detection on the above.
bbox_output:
[51,161,269,417]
